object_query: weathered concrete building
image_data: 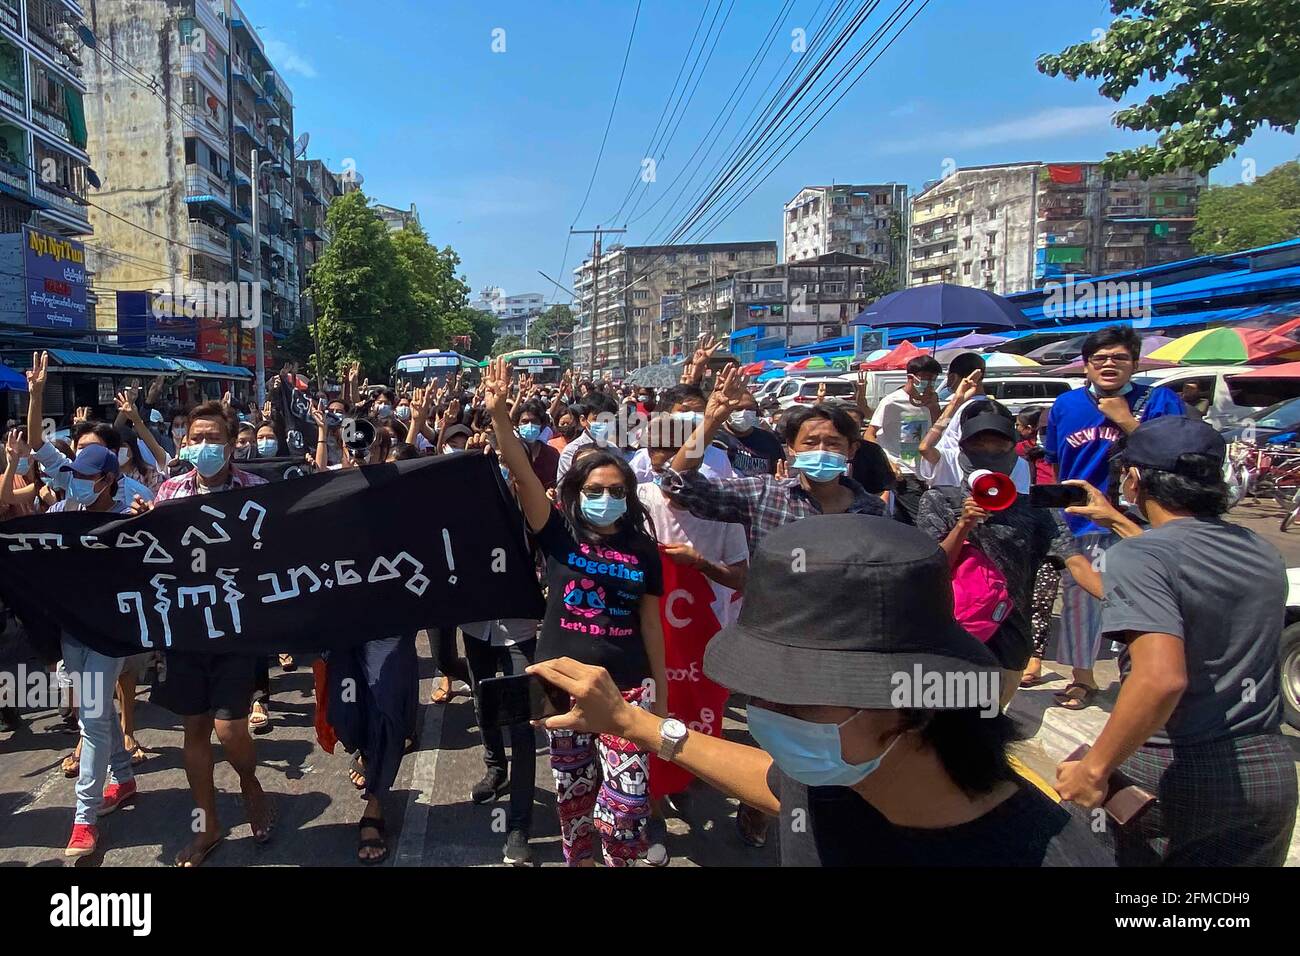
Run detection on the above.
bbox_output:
[784,183,907,281]
[295,156,341,337]
[907,162,1205,294]
[572,240,777,377]
[83,0,301,357]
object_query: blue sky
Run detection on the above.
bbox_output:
[255,0,1299,303]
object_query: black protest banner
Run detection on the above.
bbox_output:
[270,371,320,457]
[0,454,545,658]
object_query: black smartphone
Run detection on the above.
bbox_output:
[1028,483,1088,508]
[477,674,570,729]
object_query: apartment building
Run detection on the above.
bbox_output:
[907,162,1205,295]
[82,0,301,364]
[728,251,890,350]
[571,240,777,377]
[373,201,419,233]
[295,157,343,334]
[470,288,546,340]
[783,183,907,279]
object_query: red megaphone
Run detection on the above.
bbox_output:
[969,469,1017,512]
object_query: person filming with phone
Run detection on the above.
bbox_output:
[1053,415,1297,866]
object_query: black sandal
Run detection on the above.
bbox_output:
[1053,681,1098,710]
[357,816,387,865]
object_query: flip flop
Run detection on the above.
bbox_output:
[175,834,225,867]
[248,700,271,735]
[1020,673,1045,689]
[348,754,366,791]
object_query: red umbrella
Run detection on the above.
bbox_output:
[859,340,926,371]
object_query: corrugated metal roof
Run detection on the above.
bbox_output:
[47,349,175,372]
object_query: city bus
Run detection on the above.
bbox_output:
[495,348,565,384]
[393,350,481,389]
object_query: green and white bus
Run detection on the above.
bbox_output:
[493,349,565,384]
[393,350,481,389]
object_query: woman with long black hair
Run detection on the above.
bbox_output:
[484,357,668,867]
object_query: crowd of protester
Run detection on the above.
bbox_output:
[0,323,1295,868]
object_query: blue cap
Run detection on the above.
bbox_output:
[60,444,120,478]
[1121,415,1225,476]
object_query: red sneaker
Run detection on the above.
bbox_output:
[65,823,98,857]
[100,779,137,815]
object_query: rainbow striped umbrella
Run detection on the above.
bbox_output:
[1145,327,1300,365]
[981,353,1042,369]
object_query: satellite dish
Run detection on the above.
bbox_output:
[85,166,101,189]
[294,132,309,156]
[76,24,96,48]
[354,173,365,186]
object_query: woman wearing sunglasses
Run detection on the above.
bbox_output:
[484,357,668,867]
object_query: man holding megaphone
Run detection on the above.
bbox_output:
[918,400,1102,707]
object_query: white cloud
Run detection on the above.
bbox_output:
[262,37,318,79]
[876,105,1115,155]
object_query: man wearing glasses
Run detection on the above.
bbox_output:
[1043,326,1185,711]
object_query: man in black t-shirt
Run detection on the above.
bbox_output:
[718,408,785,477]
[530,514,1112,867]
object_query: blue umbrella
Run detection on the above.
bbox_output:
[851,283,1035,333]
[0,360,27,392]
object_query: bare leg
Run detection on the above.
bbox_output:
[177,715,222,865]
[214,717,271,841]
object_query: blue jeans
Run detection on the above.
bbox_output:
[61,636,133,825]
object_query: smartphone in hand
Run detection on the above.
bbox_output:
[1028,484,1088,509]
[477,674,570,729]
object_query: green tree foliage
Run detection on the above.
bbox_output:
[1038,1,1300,177]
[491,334,525,356]
[527,303,574,350]
[307,191,474,379]
[1191,161,1300,253]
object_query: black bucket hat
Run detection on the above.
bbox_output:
[703,514,999,709]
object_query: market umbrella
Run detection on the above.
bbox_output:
[859,340,927,371]
[741,359,786,376]
[1025,334,1088,363]
[624,363,687,387]
[756,367,787,382]
[850,283,1035,336]
[1146,327,1300,365]
[786,355,852,373]
[1052,334,1175,371]
[980,353,1042,369]
[0,360,26,392]
[940,332,1009,351]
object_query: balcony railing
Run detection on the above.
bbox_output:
[189,219,231,255]
[30,100,69,139]
[182,103,228,142]
[181,52,227,97]
[185,163,230,200]
[32,179,86,216]
[0,2,17,32]
[0,153,27,192]
[0,82,23,117]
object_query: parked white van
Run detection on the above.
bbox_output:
[1134,366,1300,428]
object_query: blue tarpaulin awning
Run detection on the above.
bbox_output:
[0,359,26,391]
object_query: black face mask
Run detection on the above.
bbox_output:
[958,447,1018,477]
[558,424,579,439]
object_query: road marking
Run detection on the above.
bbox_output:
[12,772,61,815]
[394,677,447,867]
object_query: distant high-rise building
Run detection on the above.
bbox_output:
[572,241,778,376]
[783,184,907,282]
[907,162,1205,294]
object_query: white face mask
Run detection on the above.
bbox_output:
[729,409,757,430]
[117,447,130,467]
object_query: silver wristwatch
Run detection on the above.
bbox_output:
[657,718,688,761]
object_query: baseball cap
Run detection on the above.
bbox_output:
[961,405,1016,443]
[1120,415,1226,476]
[442,424,472,442]
[60,444,120,478]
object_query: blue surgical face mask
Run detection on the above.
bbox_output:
[746,706,902,787]
[588,421,611,444]
[1089,381,1133,399]
[376,403,392,419]
[188,441,230,478]
[912,377,935,395]
[256,438,278,458]
[66,475,103,506]
[792,449,848,483]
[579,491,626,526]
[15,457,30,477]
[395,405,412,422]
[518,423,542,443]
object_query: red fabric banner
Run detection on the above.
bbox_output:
[649,551,731,798]
[1046,164,1084,184]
